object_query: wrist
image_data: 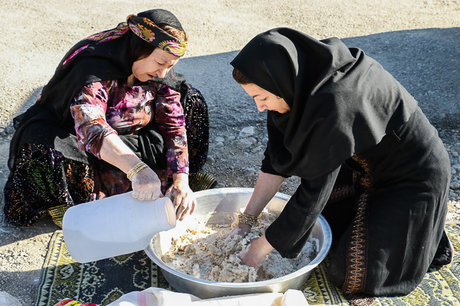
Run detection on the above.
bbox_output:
[238,212,258,227]
[258,234,275,254]
[126,161,148,181]
[173,172,189,184]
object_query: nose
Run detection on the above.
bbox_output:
[156,67,170,79]
[255,101,267,112]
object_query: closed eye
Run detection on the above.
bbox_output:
[157,61,175,69]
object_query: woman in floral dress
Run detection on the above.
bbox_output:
[4,9,210,227]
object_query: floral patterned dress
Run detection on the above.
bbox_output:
[4,80,192,226]
[71,80,189,176]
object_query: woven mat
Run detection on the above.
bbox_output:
[35,224,459,306]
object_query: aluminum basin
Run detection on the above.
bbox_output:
[145,187,332,299]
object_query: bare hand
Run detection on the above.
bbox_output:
[165,174,196,221]
[131,167,162,201]
[239,235,274,268]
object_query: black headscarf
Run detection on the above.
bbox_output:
[231,28,417,179]
[8,9,187,170]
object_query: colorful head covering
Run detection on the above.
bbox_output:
[62,9,187,66]
[127,9,187,57]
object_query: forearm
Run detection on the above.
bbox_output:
[244,171,284,216]
[99,133,141,173]
[265,167,340,257]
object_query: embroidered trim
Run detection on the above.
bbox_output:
[342,155,372,294]
[62,24,129,66]
[158,40,187,57]
[346,295,375,306]
[86,23,130,43]
[328,185,355,203]
[127,15,187,57]
[128,17,157,43]
[62,45,90,66]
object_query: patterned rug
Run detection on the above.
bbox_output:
[35,224,459,306]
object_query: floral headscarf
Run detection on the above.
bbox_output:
[127,9,188,57]
[62,9,187,66]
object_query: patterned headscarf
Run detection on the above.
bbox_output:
[127,9,187,57]
[62,9,187,66]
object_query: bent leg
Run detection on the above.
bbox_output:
[4,143,94,226]
[328,110,451,296]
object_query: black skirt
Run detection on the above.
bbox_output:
[322,107,451,296]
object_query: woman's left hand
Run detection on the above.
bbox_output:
[239,234,275,268]
[165,173,196,220]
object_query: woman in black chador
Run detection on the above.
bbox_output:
[230,28,453,298]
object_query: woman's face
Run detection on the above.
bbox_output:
[240,83,290,114]
[131,48,180,82]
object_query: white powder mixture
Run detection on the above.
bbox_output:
[161,210,319,283]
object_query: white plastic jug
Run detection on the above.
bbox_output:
[62,192,176,263]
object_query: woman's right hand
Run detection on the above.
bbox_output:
[131,166,162,200]
[98,134,162,200]
[239,234,274,268]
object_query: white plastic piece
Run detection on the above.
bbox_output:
[63,192,176,263]
[0,292,22,306]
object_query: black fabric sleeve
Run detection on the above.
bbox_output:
[261,144,290,178]
[265,166,341,258]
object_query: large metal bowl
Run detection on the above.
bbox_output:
[145,187,332,299]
